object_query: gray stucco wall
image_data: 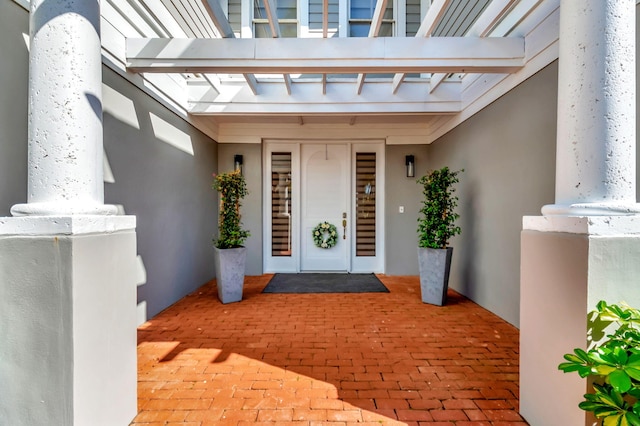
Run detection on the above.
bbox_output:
[0,1,28,216]
[217,143,263,275]
[428,62,559,327]
[385,145,429,275]
[0,2,219,320]
[102,69,218,320]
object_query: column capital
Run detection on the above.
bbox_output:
[11,203,118,217]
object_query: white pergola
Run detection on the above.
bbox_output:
[101,0,560,136]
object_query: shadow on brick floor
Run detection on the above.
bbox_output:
[132,275,528,425]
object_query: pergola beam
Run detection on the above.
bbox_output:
[263,0,281,37]
[429,72,448,94]
[429,0,519,93]
[201,0,259,95]
[322,0,329,38]
[415,0,452,37]
[356,0,390,95]
[392,0,452,94]
[186,77,462,115]
[321,0,329,94]
[127,37,525,74]
[262,0,292,94]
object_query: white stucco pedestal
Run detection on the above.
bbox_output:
[520,216,640,426]
[0,216,138,426]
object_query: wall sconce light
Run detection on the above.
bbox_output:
[405,155,415,178]
[234,154,243,175]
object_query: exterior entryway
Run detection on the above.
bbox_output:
[263,141,385,273]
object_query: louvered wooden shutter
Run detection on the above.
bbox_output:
[271,153,292,256]
[355,153,376,256]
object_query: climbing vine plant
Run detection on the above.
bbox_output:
[212,170,250,249]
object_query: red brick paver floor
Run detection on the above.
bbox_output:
[131,275,527,426]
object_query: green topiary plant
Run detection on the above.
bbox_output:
[417,167,463,249]
[559,301,640,425]
[211,170,250,249]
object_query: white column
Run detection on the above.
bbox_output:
[542,0,639,216]
[10,0,116,216]
[0,1,137,424]
[521,2,640,425]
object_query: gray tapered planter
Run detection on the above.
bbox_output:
[213,246,247,304]
[418,247,453,306]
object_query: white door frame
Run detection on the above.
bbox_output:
[263,140,385,273]
[350,142,385,273]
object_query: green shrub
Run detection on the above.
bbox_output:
[211,170,250,249]
[559,301,640,425]
[417,167,463,249]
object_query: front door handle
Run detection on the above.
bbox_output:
[342,212,347,239]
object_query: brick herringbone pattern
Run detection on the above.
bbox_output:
[132,275,527,425]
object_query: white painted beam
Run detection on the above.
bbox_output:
[202,0,259,94]
[429,0,519,93]
[127,37,525,74]
[203,73,222,96]
[283,74,293,95]
[415,0,452,37]
[263,0,281,37]
[469,0,520,37]
[202,0,235,37]
[356,74,366,95]
[322,0,329,38]
[321,0,329,94]
[356,0,390,95]
[243,74,259,95]
[392,0,452,93]
[262,0,293,95]
[187,79,461,114]
[429,72,448,93]
[369,0,390,36]
[190,101,461,115]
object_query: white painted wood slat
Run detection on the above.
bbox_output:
[201,0,260,94]
[429,0,518,93]
[392,0,453,94]
[356,0,390,95]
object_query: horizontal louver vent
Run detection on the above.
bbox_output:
[271,153,292,256]
[356,152,376,257]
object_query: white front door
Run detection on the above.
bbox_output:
[300,144,350,271]
[263,141,385,274]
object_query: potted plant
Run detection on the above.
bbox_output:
[559,301,640,425]
[211,170,250,304]
[416,166,462,306]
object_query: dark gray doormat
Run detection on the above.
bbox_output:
[262,273,389,294]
